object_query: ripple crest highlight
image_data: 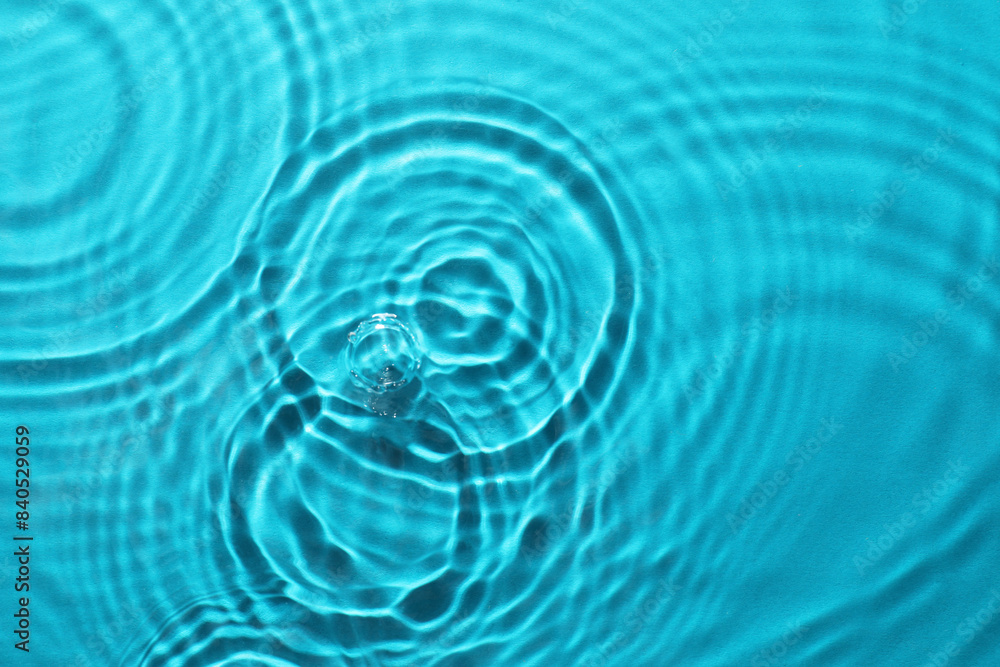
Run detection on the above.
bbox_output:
[243,80,642,454]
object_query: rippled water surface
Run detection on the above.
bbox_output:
[3,0,1000,664]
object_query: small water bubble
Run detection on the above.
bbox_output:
[345,313,422,393]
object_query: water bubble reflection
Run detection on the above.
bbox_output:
[345,313,422,393]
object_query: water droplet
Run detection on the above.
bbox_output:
[345,313,422,393]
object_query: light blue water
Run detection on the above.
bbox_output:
[2,0,1000,665]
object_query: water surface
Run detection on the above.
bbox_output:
[2,0,999,665]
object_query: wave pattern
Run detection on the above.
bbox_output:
[2,0,1000,665]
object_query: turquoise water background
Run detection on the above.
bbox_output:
[2,0,1000,664]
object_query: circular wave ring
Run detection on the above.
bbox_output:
[246,80,643,456]
[216,364,485,620]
